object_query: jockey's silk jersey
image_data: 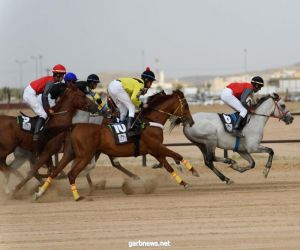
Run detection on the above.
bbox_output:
[118,78,144,107]
[30,76,54,94]
[226,82,254,99]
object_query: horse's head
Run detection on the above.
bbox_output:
[270,93,294,125]
[171,90,194,127]
[57,84,98,114]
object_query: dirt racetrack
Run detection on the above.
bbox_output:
[0,103,300,250]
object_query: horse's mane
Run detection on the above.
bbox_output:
[146,90,167,106]
[252,93,280,109]
[143,89,184,115]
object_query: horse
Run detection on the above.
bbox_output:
[182,93,294,184]
[5,91,140,194]
[3,84,98,194]
[34,90,199,201]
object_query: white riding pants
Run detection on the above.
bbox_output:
[220,88,248,118]
[107,80,135,121]
[23,85,48,119]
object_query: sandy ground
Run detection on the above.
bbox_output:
[0,102,300,250]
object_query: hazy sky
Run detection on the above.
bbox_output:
[1,0,300,87]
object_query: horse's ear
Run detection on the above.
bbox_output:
[271,92,280,101]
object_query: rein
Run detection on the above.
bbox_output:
[250,98,288,120]
[148,95,186,120]
[50,110,68,116]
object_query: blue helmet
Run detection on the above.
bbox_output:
[64,72,78,82]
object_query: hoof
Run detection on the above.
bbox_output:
[152,164,162,169]
[263,168,270,178]
[184,183,192,190]
[32,192,40,201]
[132,175,140,180]
[75,196,85,202]
[192,171,200,177]
[226,179,234,185]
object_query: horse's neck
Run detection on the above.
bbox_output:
[48,101,75,126]
[144,97,175,124]
[246,98,274,135]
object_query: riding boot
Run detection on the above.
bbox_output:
[231,115,244,137]
[33,117,45,141]
[126,117,135,137]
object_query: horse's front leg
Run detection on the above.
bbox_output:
[252,145,274,178]
[153,155,190,189]
[152,145,199,177]
[215,152,255,173]
[235,152,256,173]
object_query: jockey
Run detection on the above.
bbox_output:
[23,64,66,141]
[220,76,264,137]
[107,67,156,132]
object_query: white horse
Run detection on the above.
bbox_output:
[183,93,294,184]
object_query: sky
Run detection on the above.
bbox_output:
[1,0,300,87]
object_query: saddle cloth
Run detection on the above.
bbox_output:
[16,113,40,133]
[218,112,249,133]
[218,112,239,133]
[108,120,144,145]
[109,123,129,144]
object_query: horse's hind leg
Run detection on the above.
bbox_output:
[109,156,140,180]
[196,143,233,184]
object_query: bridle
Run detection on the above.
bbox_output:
[149,94,186,120]
[250,97,289,120]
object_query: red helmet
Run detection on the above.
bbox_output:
[52,64,66,74]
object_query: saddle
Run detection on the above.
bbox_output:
[218,112,248,133]
[16,112,46,133]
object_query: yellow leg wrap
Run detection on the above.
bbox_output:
[171,171,183,184]
[71,184,80,201]
[39,177,52,194]
[182,159,193,171]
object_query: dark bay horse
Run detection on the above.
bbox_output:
[35,90,198,201]
[3,84,98,194]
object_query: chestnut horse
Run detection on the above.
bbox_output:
[4,84,98,194]
[35,90,199,201]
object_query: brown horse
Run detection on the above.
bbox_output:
[2,84,98,194]
[35,90,199,201]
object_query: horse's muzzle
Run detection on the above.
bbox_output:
[282,114,294,125]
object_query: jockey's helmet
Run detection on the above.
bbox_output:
[52,64,66,74]
[141,67,156,82]
[64,72,78,82]
[251,76,264,87]
[87,74,100,84]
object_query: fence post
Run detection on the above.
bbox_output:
[142,155,147,167]
[224,149,228,158]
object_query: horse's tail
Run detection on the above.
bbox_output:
[37,124,75,154]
